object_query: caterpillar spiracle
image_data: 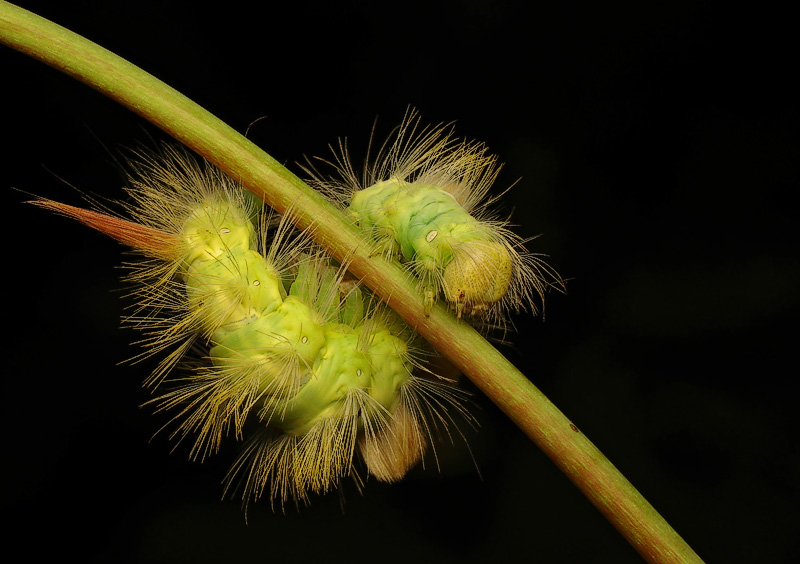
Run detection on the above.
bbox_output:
[31,144,472,510]
[305,109,563,321]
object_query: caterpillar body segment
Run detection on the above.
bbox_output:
[30,145,471,509]
[306,109,563,321]
[348,177,516,317]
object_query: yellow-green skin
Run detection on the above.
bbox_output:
[179,196,412,436]
[348,178,513,314]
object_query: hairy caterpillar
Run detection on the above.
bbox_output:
[31,145,471,510]
[305,109,563,321]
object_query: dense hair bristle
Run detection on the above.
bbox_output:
[31,142,475,511]
[303,108,565,325]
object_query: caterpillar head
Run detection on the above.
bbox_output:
[442,239,513,317]
[181,198,254,265]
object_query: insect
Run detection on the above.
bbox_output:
[304,109,563,322]
[30,144,472,510]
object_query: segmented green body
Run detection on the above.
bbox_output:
[34,146,469,508]
[179,194,411,438]
[348,178,513,315]
[307,109,562,320]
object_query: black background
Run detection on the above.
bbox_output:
[2,1,798,562]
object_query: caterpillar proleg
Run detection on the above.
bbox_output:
[31,144,472,510]
[305,109,563,321]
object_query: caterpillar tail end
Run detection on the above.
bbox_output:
[28,198,180,259]
[442,240,513,316]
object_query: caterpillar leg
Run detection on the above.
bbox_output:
[423,286,435,316]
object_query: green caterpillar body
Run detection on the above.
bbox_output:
[33,146,469,509]
[308,110,562,321]
[348,177,514,314]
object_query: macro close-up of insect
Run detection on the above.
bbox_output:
[30,142,482,510]
[3,2,797,563]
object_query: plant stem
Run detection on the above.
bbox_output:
[1,2,703,562]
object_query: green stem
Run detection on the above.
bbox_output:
[1,3,702,562]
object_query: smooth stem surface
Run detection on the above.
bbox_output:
[0,2,703,562]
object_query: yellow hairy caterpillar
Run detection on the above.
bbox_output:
[31,145,472,509]
[305,109,563,320]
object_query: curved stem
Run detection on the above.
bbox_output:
[1,3,702,562]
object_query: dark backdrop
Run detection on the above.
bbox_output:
[3,1,797,563]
